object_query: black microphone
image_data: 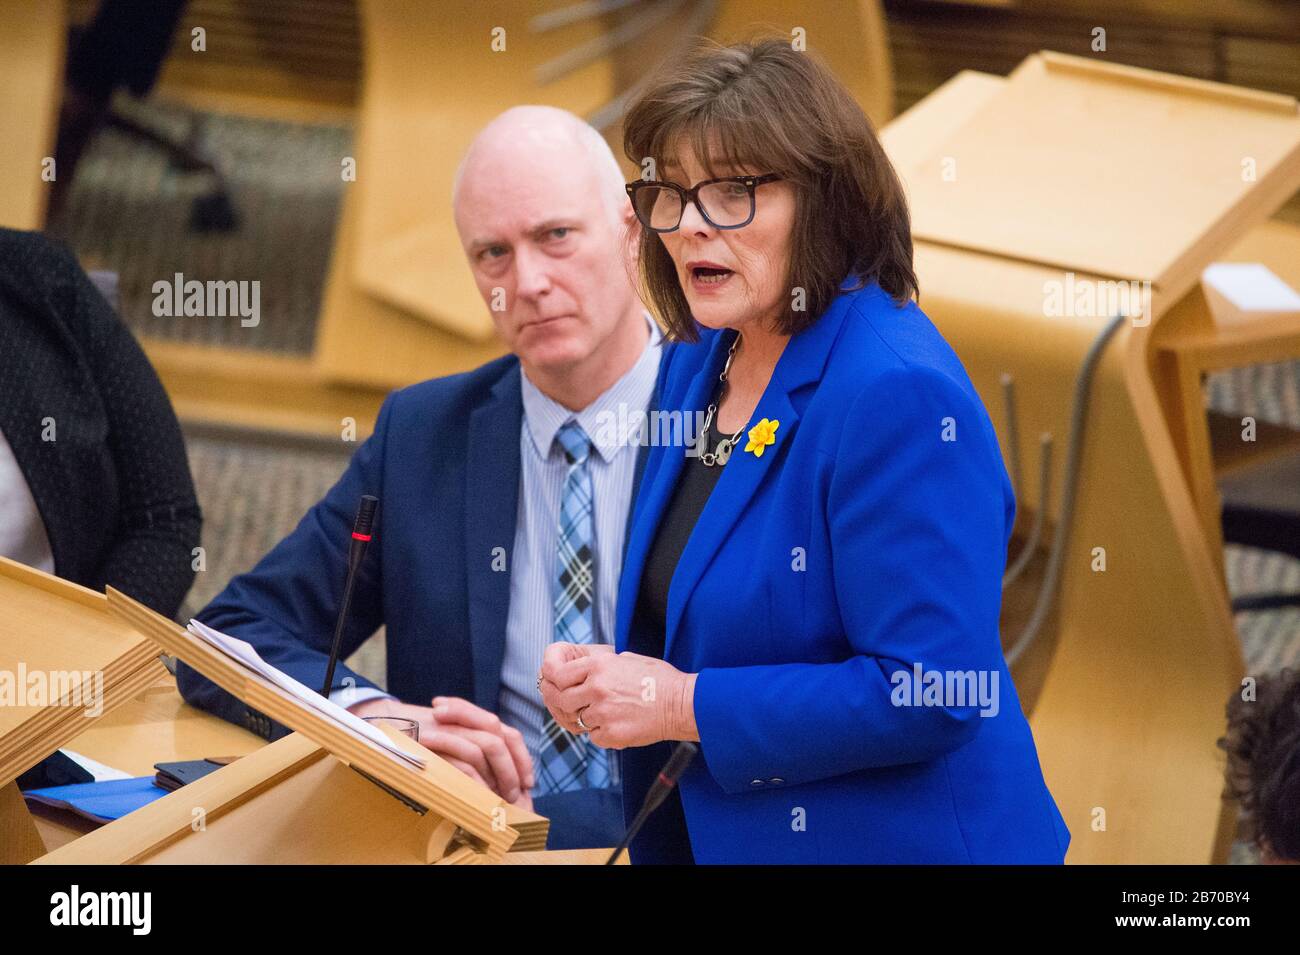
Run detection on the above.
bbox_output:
[606,741,698,864]
[320,495,379,698]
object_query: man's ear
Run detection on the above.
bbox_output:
[622,200,640,241]
[620,203,642,273]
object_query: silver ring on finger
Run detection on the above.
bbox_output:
[576,706,590,732]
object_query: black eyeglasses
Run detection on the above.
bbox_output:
[625,174,783,233]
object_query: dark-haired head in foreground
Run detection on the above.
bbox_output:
[1219,667,1300,863]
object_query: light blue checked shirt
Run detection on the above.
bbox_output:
[333,317,661,755]
[500,315,662,773]
[330,314,665,748]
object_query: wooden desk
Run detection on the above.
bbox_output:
[30,677,264,853]
[1151,278,1300,572]
[504,848,623,865]
[30,676,624,864]
[880,66,1268,864]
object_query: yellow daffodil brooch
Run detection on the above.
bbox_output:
[745,418,779,457]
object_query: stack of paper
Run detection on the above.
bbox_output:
[186,618,425,771]
[1202,262,1300,328]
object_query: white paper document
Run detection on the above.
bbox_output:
[1202,263,1300,312]
[186,619,426,770]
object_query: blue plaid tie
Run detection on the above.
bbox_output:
[535,420,611,795]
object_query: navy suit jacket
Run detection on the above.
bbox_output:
[178,356,648,791]
[617,280,1070,863]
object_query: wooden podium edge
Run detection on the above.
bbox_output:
[32,732,326,864]
[0,557,173,864]
[0,645,165,779]
[33,729,504,865]
[104,587,519,858]
[1,660,167,864]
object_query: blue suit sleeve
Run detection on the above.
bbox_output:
[692,365,1011,793]
[176,393,396,738]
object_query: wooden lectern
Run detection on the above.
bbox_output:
[0,557,168,864]
[35,587,552,864]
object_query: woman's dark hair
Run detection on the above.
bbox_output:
[1218,667,1300,862]
[622,37,918,342]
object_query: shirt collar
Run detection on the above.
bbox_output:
[521,312,662,465]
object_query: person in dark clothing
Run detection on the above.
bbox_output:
[66,0,189,104]
[0,227,200,618]
[51,0,190,218]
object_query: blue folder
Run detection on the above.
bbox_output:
[23,777,169,824]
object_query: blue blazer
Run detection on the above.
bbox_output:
[178,355,650,739]
[179,355,651,848]
[616,280,1070,863]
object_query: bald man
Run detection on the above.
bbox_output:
[178,106,658,849]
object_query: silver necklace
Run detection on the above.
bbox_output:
[697,333,746,467]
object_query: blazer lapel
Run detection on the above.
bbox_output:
[464,364,523,712]
[663,386,798,660]
[623,375,659,556]
[615,331,731,651]
[663,291,857,661]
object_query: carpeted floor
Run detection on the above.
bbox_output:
[1207,361,1300,686]
[47,96,350,355]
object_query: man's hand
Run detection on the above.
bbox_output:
[348,696,534,808]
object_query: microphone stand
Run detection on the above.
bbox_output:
[321,495,378,698]
[606,741,698,865]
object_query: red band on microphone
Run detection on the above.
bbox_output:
[657,772,676,788]
[351,532,372,542]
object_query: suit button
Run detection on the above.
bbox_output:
[750,779,764,787]
[769,778,784,785]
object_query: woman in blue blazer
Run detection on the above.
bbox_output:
[540,39,1070,863]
